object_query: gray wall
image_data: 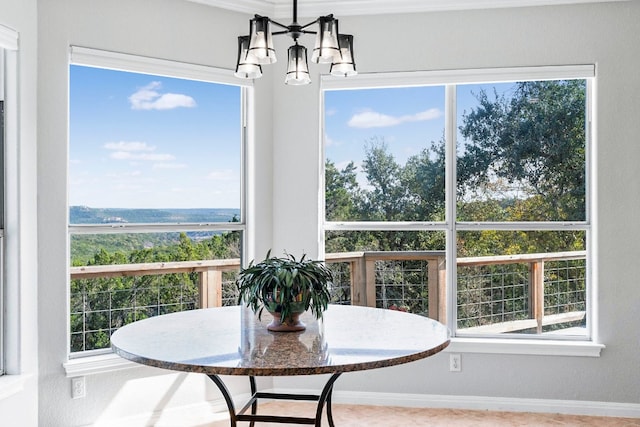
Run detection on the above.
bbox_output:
[269,0,640,405]
[0,0,39,425]
[30,0,640,425]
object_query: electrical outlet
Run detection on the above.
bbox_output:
[71,376,86,399]
[449,354,461,372]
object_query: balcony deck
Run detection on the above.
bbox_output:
[69,250,587,354]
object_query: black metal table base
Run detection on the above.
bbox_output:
[207,373,342,427]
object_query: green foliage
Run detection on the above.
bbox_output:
[324,80,588,325]
[326,80,587,254]
[236,251,334,322]
[325,160,361,221]
[458,80,586,220]
[72,80,589,347]
[360,139,407,221]
[402,140,446,222]
[70,231,241,352]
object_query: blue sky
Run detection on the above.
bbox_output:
[323,83,511,187]
[70,64,514,209]
[324,85,446,176]
[69,65,241,209]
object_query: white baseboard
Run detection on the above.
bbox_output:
[90,390,640,425]
[273,388,640,419]
[341,391,640,419]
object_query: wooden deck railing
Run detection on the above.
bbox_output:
[69,249,586,351]
[456,251,586,334]
[323,251,447,320]
[71,258,241,309]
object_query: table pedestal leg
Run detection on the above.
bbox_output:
[207,374,239,426]
[316,373,341,427]
[207,373,342,426]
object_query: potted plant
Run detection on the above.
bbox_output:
[236,250,334,332]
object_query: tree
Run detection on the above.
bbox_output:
[458,80,587,221]
[325,159,361,221]
[402,139,446,221]
[360,138,407,221]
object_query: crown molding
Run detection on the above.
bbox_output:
[187,0,273,16]
[189,0,629,18]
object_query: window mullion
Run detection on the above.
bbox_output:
[445,84,457,332]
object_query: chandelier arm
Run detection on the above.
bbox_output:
[299,19,319,30]
[268,19,290,31]
[272,29,316,39]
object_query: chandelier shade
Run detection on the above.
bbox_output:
[248,16,277,64]
[330,34,356,77]
[311,16,340,64]
[234,36,263,79]
[234,0,357,85]
[285,43,311,85]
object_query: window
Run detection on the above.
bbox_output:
[322,66,593,342]
[68,48,250,355]
[0,52,5,375]
[0,25,18,375]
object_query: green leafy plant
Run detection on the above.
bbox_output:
[236,250,333,323]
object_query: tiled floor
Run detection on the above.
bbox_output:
[193,402,640,427]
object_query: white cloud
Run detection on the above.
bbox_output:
[104,141,155,152]
[105,140,176,162]
[153,163,187,169]
[348,108,442,128]
[106,171,143,178]
[348,111,400,128]
[207,169,235,181]
[110,151,175,161]
[129,81,197,111]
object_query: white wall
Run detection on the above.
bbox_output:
[0,0,39,426]
[271,1,640,405]
[33,0,640,425]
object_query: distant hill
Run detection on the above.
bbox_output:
[69,206,240,224]
[69,207,242,263]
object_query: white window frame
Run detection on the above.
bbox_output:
[0,48,5,377]
[0,23,26,397]
[66,47,253,364]
[321,65,603,357]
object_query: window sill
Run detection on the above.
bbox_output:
[65,337,604,378]
[0,374,31,401]
[63,352,141,377]
[446,337,604,357]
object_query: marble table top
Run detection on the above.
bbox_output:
[110,305,450,376]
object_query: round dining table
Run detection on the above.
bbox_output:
[111,304,450,427]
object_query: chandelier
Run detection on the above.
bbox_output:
[234,0,357,85]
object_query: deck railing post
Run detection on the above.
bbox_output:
[198,271,207,309]
[427,256,447,322]
[199,268,223,308]
[350,258,367,306]
[365,256,377,308]
[529,261,544,334]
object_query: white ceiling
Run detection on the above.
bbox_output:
[188,0,628,18]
